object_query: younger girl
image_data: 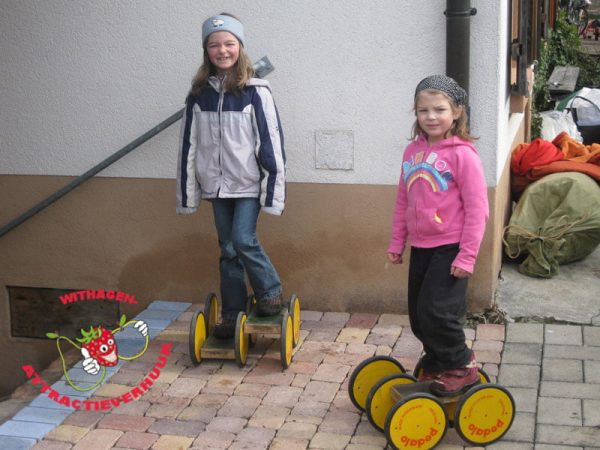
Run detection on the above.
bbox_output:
[176,13,285,338]
[387,75,489,396]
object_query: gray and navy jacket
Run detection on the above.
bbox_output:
[176,76,285,215]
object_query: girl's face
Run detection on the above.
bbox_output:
[416,91,461,145]
[206,31,240,75]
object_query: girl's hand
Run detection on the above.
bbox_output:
[451,265,471,278]
[388,253,403,265]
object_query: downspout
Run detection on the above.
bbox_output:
[445,0,477,106]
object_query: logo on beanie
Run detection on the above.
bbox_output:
[212,19,225,28]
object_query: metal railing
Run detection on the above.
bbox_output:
[0,57,275,239]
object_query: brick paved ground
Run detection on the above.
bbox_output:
[1,300,599,449]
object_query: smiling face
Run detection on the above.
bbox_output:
[416,90,462,145]
[206,31,240,75]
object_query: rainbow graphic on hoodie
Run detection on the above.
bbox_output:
[403,151,453,193]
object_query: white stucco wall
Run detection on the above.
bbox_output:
[1,0,511,187]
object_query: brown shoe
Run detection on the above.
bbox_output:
[212,318,236,339]
[430,353,479,396]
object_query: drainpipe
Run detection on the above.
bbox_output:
[445,0,477,106]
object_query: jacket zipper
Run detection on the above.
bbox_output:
[217,79,225,196]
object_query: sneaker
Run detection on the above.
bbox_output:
[417,368,441,382]
[212,318,236,339]
[430,353,479,396]
[255,294,282,317]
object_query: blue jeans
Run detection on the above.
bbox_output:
[212,198,282,319]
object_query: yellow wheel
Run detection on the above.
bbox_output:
[366,373,417,432]
[454,384,515,446]
[203,293,218,335]
[188,311,206,366]
[234,312,249,367]
[289,294,301,347]
[280,310,293,369]
[348,356,405,411]
[385,394,447,450]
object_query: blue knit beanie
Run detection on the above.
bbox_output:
[202,14,245,47]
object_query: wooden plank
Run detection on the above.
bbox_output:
[244,311,283,334]
[390,381,460,405]
[548,65,580,95]
[201,335,235,359]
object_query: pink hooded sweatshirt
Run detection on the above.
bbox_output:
[388,135,489,274]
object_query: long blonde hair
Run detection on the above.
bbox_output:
[411,89,476,142]
[190,13,254,95]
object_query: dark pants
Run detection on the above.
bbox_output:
[408,244,472,372]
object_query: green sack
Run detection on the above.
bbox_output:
[503,172,600,278]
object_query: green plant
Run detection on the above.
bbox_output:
[531,11,600,139]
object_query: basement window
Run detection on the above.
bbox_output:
[8,286,120,340]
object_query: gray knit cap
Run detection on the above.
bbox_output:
[415,75,467,106]
[202,14,245,47]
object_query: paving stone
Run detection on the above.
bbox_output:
[583,326,600,346]
[0,420,57,439]
[540,381,600,400]
[145,397,190,419]
[108,369,146,386]
[218,395,261,418]
[584,360,600,383]
[109,399,151,416]
[507,387,538,413]
[502,343,543,365]
[544,345,600,361]
[288,361,319,375]
[506,323,543,344]
[475,349,502,364]
[486,443,533,449]
[228,441,268,450]
[318,409,360,435]
[331,389,355,412]
[148,418,205,437]
[277,421,318,440]
[344,343,377,356]
[322,312,350,325]
[291,374,312,388]
[115,431,159,449]
[235,426,276,445]
[538,397,582,426]
[152,434,194,450]
[63,410,105,428]
[351,422,387,447]
[322,352,368,366]
[262,386,303,408]
[30,440,73,450]
[391,335,423,358]
[336,328,370,344]
[165,377,206,398]
[269,437,309,450]
[583,399,600,426]
[533,445,581,450]
[234,383,271,397]
[243,364,295,386]
[306,330,342,342]
[177,405,217,423]
[192,430,235,449]
[476,323,506,341]
[498,364,540,388]
[377,314,409,327]
[345,444,385,450]
[543,358,583,382]
[205,416,247,433]
[191,393,229,408]
[501,411,535,443]
[72,428,122,449]
[11,406,71,425]
[369,324,402,337]
[249,405,290,429]
[293,349,326,364]
[43,424,88,443]
[291,401,330,418]
[311,363,350,383]
[473,339,504,352]
[97,413,155,432]
[365,333,398,347]
[346,313,379,329]
[300,311,323,321]
[537,424,600,447]
[545,324,583,345]
[309,431,351,449]
[301,381,340,403]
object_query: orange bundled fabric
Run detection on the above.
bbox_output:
[510,133,600,196]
